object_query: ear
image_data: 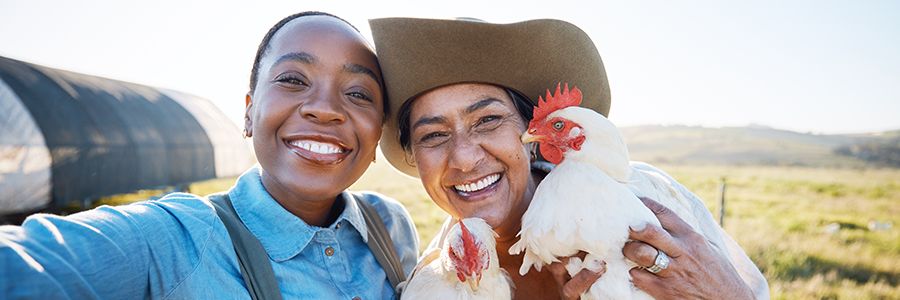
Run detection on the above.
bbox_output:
[244,93,254,138]
[524,141,536,153]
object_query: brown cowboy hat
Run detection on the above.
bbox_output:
[370,17,611,178]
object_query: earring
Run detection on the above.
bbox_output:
[530,149,537,163]
[372,152,377,163]
[242,128,251,138]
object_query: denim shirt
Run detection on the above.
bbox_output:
[0,166,419,299]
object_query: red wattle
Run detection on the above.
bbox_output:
[540,143,564,165]
[571,135,585,151]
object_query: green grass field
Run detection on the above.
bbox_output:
[656,164,900,299]
[101,160,900,299]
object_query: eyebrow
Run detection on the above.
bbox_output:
[410,97,504,132]
[411,116,448,133]
[273,52,316,67]
[465,98,504,115]
[344,63,382,89]
[272,53,381,90]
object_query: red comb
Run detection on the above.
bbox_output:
[532,83,582,121]
[459,220,478,262]
[459,220,473,246]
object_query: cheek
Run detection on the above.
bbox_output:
[413,149,448,194]
[253,94,294,130]
[493,129,531,174]
[346,109,383,155]
[352,107,383,136]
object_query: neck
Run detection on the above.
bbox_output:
[260,172,343,227]
[494,168,539,245]
[494,167,542,261]
[573,132,632,183]
[559,107,632,183]
[282,196,343,227]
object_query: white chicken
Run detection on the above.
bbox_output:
[400,218,514,300]
[510,84,702,300]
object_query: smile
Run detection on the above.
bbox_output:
[454,174,500,193]
[288,140,346,154]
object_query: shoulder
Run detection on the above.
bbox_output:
[352,191,412,223]
[350,191,420,275]
[116,192,219,228]
[422,217,456,258]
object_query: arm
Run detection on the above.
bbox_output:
[0,207,153,299]
[624,197,757,299]
[0,194,220,299]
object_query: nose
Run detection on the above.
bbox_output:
[447,134,486,173]
[298,87,347,124]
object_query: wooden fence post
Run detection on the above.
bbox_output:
[717,177,726,226]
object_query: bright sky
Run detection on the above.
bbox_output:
[1,0,897,135]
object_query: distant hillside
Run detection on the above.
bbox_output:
[620,125,900,168]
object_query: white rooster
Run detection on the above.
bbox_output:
[400,218,514,300]
[510,84,702,300]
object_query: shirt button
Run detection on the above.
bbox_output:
[325,247,335,256]
[336,222,342,229]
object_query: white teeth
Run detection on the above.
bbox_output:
[289,140,343,154]
[455,174,500,193]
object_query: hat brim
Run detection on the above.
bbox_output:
[371,17,611,178]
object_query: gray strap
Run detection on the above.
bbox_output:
[209,193,284,300]
[353,193,406,292]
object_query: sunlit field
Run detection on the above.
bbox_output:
[97,161,900,299]
[354,162,900,299]
[648,164,900,299]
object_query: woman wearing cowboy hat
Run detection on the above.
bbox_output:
[370,17,768,299]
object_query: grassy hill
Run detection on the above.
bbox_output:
[620,125,898,168]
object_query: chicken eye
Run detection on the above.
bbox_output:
[553,121,564,131]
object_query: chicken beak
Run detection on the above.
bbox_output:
[521,131,541,144]
[466,272,480,291]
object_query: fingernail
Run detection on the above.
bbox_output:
[630,222,647,231]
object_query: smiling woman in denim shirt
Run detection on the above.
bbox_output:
[0,12,418,300]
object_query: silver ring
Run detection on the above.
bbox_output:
[645,249,669,273]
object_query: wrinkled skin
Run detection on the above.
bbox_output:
[625,197,756,300]
[407,83,603,299]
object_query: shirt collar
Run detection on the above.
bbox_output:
[227,165,369,262]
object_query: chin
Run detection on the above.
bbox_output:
[459,208,507,229]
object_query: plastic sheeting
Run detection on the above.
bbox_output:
[0,56,251,214]
[0,77,53,214]
[158,88,252,179]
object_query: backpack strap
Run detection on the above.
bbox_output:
[352,192,407,293]
[209,192,284,300]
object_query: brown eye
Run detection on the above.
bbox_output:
[553,121,564,131]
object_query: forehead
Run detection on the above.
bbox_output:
[263,16,378,71]
[411,83,514,117]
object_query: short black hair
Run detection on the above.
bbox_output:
[248,11,359,94]
[397,87,534,154]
